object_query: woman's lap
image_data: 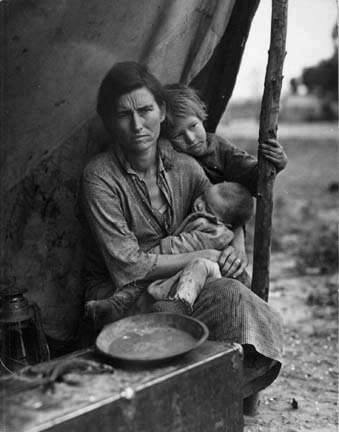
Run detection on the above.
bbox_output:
[154,277,283,363]
[82,276,283,397]
[84,276,283,363]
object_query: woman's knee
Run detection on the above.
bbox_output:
[207,278,245,302]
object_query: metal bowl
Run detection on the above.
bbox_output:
[96,313,209,364]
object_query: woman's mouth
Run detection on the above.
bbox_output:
[133,135,149,142]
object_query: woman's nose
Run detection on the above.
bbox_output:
[132,112,143,132]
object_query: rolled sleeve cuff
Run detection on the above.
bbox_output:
[158,237,173,254]
[114,252,159,290]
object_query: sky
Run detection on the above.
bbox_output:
[232,0,337,100]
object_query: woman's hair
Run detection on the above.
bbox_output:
[206,182,254,228]
[163,84,207,136]
[97,61,166,131]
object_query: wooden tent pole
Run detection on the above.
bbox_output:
[251,0,288,301]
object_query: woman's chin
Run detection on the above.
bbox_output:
[130,139,157,154]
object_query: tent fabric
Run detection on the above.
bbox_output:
[1,0,235,192]
[0,0,258,341]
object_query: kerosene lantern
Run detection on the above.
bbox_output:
[0,266,50,372]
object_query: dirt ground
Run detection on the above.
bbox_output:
[219,121,338,432]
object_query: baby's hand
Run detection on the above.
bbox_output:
[259,139,287,172]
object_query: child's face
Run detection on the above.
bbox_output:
[169,116,207,157]
[193,187,227,222]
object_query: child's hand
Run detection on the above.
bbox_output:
[259,139,287,172]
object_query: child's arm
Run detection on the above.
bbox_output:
[260,138,288,172]
[148,214,234,254]
[173,211,219,235]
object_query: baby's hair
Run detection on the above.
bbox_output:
[162,84,207,136]
[206,182,254,228]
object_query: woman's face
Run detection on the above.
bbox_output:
[169,115,207,157]
[111,87,165,156]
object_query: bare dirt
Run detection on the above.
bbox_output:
[220,121,338,431]
[245,258,337,432]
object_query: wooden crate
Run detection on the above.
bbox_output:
[0,341,243,432]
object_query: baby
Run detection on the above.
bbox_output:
[148,181,254,313]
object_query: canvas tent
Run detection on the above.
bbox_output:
[0,0,260,343]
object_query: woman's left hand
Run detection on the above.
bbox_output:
[217,245,248,278]
[260,139,288,172]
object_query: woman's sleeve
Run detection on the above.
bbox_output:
[81,175,158,290]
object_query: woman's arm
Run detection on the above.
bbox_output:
[82,170,221,287]
[145,249,221,280]
[151,219,233,254]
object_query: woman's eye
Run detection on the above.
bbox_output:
[140,106,153,114]
[116,112,129,119]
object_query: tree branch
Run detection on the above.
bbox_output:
[251,0,288,301]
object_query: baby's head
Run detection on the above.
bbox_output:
[193,182,254,228]
[162,84,208,157]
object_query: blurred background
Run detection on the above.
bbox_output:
[228,0,337,121]
[217,0,337,325]
[217,0,338,275]
[218,5,338,426]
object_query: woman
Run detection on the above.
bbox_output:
[80,61,283,403]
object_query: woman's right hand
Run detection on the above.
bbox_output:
[217,245,248,278]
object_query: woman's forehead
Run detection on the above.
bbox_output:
[116,87,158,111]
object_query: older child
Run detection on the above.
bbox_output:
[148,181,254,314]
[163,84,288,192]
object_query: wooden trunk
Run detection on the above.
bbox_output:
[0,341,244,432]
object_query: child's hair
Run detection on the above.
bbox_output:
[162,84,207,136]
[205,182,254,228]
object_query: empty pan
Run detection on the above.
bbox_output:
[96,312,209,364]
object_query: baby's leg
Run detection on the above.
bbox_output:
[147,272,182,300]
[171,258,221,310]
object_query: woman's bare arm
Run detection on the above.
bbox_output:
[144,249,220,281]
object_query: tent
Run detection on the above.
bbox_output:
[1,0,271,343]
